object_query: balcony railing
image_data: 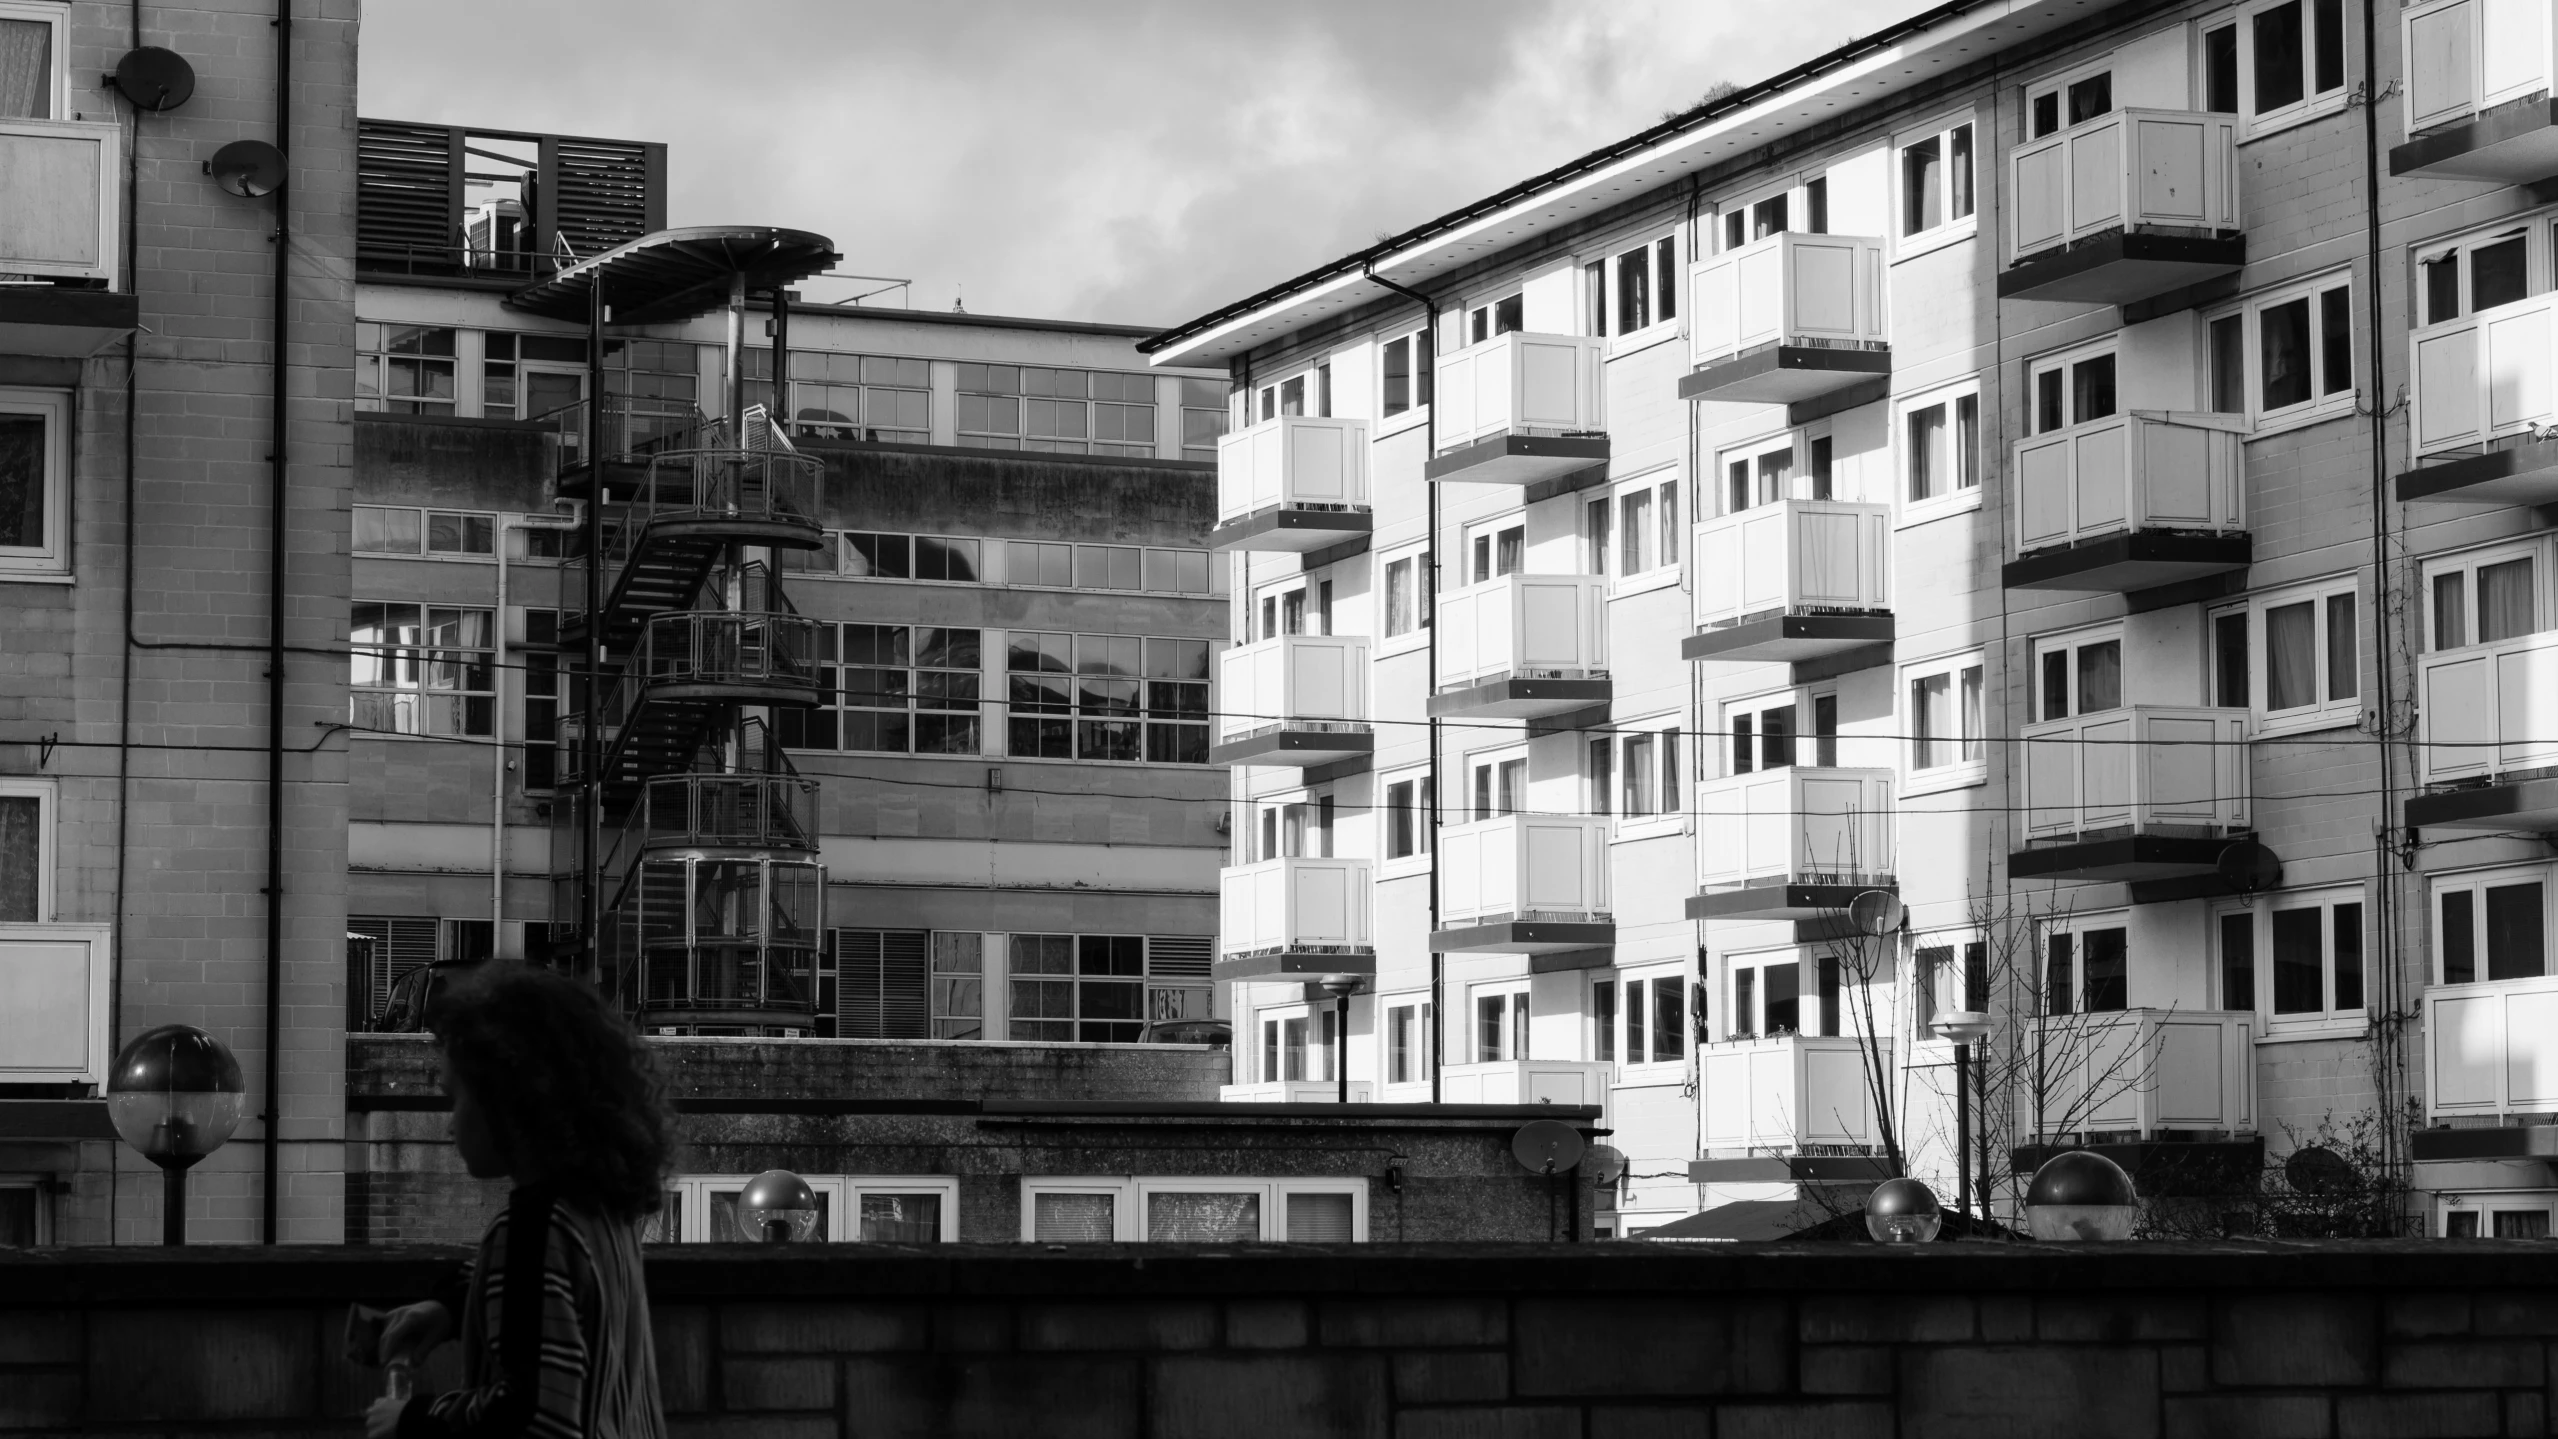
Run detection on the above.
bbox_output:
[2021,1009,2255,1139]
[2409,291,2558,461]
[2014,414,2245,555]
[1217,415,1369,525]
[2425,974,2558,1122]
[1217,636,1369,745]
[534,395,721,471]
[1700,1034,1888,1153]
[2020,706,2249,842]
[1434,331,1605,451]
[0,118,121,286]
[1435,574,1608,691]
[2402,0,2557,138]
[1218,858,1373,959]
[1689,232,1887,366]
[642,771,818,852]
[2010,108,2240,262]
[2025,710,2251,843]
[2415,630,2558,785]
[1693,500,1890,629]
[0,922,112,1085]
[1439,815,1610,928]
[613,854,823,1017]
[1440,1059,1613,1122]
[601,611,822,727]
[1696,767,1894,891]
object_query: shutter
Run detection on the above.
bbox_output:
[1285,1191,1355,1243]
[548,137,657,262]
[837,929,929,1039]
[1146,935,1213,978]
[357,120,459,265]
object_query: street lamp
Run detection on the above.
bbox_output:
[105,1025,246,1245]
[1865,1176,1943,1244]
[2023,1149,2141,1242]
[737,1168,821,1243]
[1931,1008,1991,1225]
[1318,973,1363,1104]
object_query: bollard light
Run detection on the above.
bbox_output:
[1864,1177,1944,1244]
[2024,1149,2140,1242]
[106,1025,246,1245]
[738,1168,821,1243]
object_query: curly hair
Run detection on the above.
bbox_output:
[430,966,671,1222]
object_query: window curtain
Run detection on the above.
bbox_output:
[1285,1193,1353,1243]
[0,795,38,922]
[0,20,49,119]
[1033,1193,1115,1243]
[2264,602,2316,709]
[857,1194,940,1243]
[2478,559,2535,643]
[1146,1192,1259,1242]
[0,414,44,549]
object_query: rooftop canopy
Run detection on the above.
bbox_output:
[506,225,841,326]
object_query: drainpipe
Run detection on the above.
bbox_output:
[1363,264,1440,1101]
[583,279,605,993]
[493,524,508,953]
[260,0,290,1246]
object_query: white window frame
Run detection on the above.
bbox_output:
[1377,542,1431,654]
[1378,766,1435,878]
[1601,467,1682,595]
[1901,650,1987,795]
[1585,229,1681,355]
[1890,109,1980,259]
[650,1174,961,1244]
[1463,512,1528,586]
[1383,995,1432,1087]
[2213,886,2366,1037]
[2439,1192,2558,1239]
[2030,622,2128,721]
[2025,56,2116,140]
[2419,536,2549,654]
[1376,324,1433,434]
[1593,965,1689,1072]
[1892,380,1983,526]
[1018,1177,1368,1242]
[1723,944,1821,1040]
[1470,978,1532,1062]
[2025,338,2120,437]
[0,2,69,120]
[2039,909,2133,1016]
[2412,220,2549,330]
[2429,864,2554,988]
[2209,577,2361,736]
[0,777,55,922]
[1910,933,1988,1042]
[0,387,70,578]
[2208,0,2352,141]
[1589,716,1685,838]
[1255,1000,1336,1083]
[1715,428,1808,519]
[1718,683,1839,779]
[2202,269,2357,433]
[1464,743,1531,822]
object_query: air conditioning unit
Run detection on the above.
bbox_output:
[465,199,529,270]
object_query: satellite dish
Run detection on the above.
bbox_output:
[1847,890,1906,937]
[207,139,286,199]
[1511,1119,1586,1176]
[2216,841,2283,894]
[112,47,196,112]
[1585,1144,1628,1185]
[2284,1145,2356,1198]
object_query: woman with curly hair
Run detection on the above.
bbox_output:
[349,965,670,1439]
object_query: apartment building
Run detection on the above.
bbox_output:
[1157,0,2558,1236]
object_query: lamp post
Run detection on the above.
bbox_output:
[1931,1008,1991,1225]
[1865,1176,1943,1244]
[1319,973,1363,1104]
[105,1025,246,1245]
[2023,1149,2140,1242]
[737,1168,821,1243]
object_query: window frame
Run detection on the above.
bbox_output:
[1000,630,1210,765]
[349,601,498,739]
[2419,536,2550,655]
[1718,682,1838,780]
[1470,978,1532,1063]
[354,322,460,416]
[1901,649,1988,795]
[2431,865,2553,988]
[1377,543,1432,654]
[2029,622,2128,722]
[1592,716,1686,837]
[352,505,501,561]
[1378,767,1436,877]
[1599,468,1682,593]
[2214,886,2366,1036]
[2438,1193,2558,1240]
[2208,576,2361,735]
[1376,324,1435,434]
[1892,379,1984,526]
[1016,1178,1368,1242]
[2025,57,2116,141]
[1585,229,1681,354]
[2039,910,2133,1017]
[1715,428,1810,519]
[2024,338,2120,437]
[2201,268,2358,432]
[1593,964,1689,1071]
[1723,945,1813,1040]
[0,776,55,923]
[0,2,69,121]
[2205,0,2351,141]
[1890,109,1980,259]
[0,386,70,577]
[786,621,987,757]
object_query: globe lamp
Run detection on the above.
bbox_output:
[2024,1150,2140,1242]
[1864,1177,1943,1244]
[739,1168,821,1243]
[105,1024,246,1245]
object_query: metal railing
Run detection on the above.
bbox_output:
[597,610,821,729]
[531,395,722,469]
[642,770,818,851]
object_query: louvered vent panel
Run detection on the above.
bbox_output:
[1147,935,1214,978]
[837,929,930,1039]
[552,138,654,262]
[357,120,456,260]
[348,915,438,1018]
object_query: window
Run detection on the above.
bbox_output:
[1728,953,1803,1037]
[2210,580,2359,730]
[2435,871,2549,986]
[352,506,497,558]
[646,1175,961,1243]
[1724,689,1834,776]
[480,332,588,421]
[1906,654,1986,777]
[1594,970,1686,1065]
[1253,579,1330,641]
[0,1177,50,1247]
[929,932,985,1039]
[355,323,458,415]
[2422,541,2544,653]
[1019,1179,1366,1242]
[1468,748,1528,821]
[1587,235,1678,338]
[1382,548,1430,639]
[1473,983,1530,1061]
[0,778,53,923]
[1004,633,1207,763]
[743,351,930,443]
[784,624,982,755]
[2028,65,2112,139]
[995,539,1209,594]
[1180,377,1229,461]
[1386,1000,1432,1084]
[1720,434,1799,516]
[1245,794,1336,863]
[1913,940,1989,1039]
[2441,1198,2558,1240]
[1594,723,1681,820]
[2032,629,2123,720]
[0,387,68,574]
[0,3,66,120]
[1007,934,1147,1040]
[2203,1,2347,134]
[2028,346,2117,435]
[1902,387,1981,505]
[1602,474,1680,579]
[521,609,561,791]
[1380,328,1434,417]
[1462,294,1525,348]
[955,364,1157,455]
[2042,919,2129,1015]
[2218,892,2364,1026]
[2204,273,2355,426]
[351,603,494,736]
[1897,117,1976,242]
[1383,773,1435,861]
[1260,1004,1338,1082]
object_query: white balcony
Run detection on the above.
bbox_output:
[2396,0,2558,182]
[1217,857,1373,979]
[2401,292,2558,506]
[1211,415,1373,552]
[2008,413,2248,592]
[1700,1034,1889,1154]
[1212,635,1372,767]
[2425,975,2558,1122]
[1686,500,1891,662]
[1692,768,1894,921]
[1683,232,1890,405]
[2002,108,2242,305]
[1222,1081,1375,1104]
[1436,815,1611,954]
[2015,706,2250,882]
[1429,331,1609,485]
[1440,1059,1613,1125]
[2021,1009,2256,1138]
[2409,632,2558,831]
[0,923,112,1085]
[0,119,122,287]
[1432,573,1608,719]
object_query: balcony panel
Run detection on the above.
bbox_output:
[1684,232,1889,404]
[1440,1059,1613,1124]
[1212,636,1372,767]
[1696,767,1894,902]
[1430,331,1607,483]
[2006,414,2247,592]
[1432,574,1607,720]
[1221,1081,1375,1103]
[2022,1009,2255,1138]
[1690,500,1891,663]
[1438,815,1610,939]
[1700,1034,1887,1154]
[2000,109,2242,305]
[2408,631,2558,833]
[0,119,120,287]
[2018,705,2249,845]
[1213,415,1373,551]
[0,923,111,1085]
[2406,292,2558,486]
[2392,0,2558,181]
[2425,975,2558,1123]
[1216,858,1374,980]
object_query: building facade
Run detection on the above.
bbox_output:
[1159,0,2558,1236]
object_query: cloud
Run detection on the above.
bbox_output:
[358,0,1919,327]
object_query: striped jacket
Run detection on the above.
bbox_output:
[398,1183,666,1439]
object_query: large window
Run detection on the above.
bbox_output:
[1385,999,1433,1084]
[480,331,587,421]
[1720,433,1801,516]
[2032,628,2123,720]
[0,387,67,575]
[1473,982,1530,1062]
[1593,969,1686,1065]
[1005,633,1208,764]
[956,364,1156,456]
[742,351,930,443]
[2042,919,2129,1015]
[351,603,494,736]
[1897,116,1976,243]
[0,778,53,923]
[521,609,561,791]
[2205,273,2354,427]
[353,506,496,558]
[1906,654,1985,780]
[1913,939,1989,1040]
[1021,1178,1365,1243]
[2210,580,2359,732]
[646,1174,960,1244]
[355,323,458,415]
[1008,933,1144,1041]
[2422,541,2544,653]
[1728,951,1830,1038]
[0,3,67,119]
[1381,547,1430,640]
[2217,892,2364,1027]
[1598,473,1680,580]
[2028,345,2117,435]
[1724,688,1836,776]
[2203,0,2347,135]
[1591,722,1681,822]
[1585,235,1678,338]
[1380,328,1434,418]
[1259,1003,1338,1082]
[782,624,982,756]
[1902,386,1980,508]
[1180,378,1228,462]
[1383,772,1435,862]
[2435,872,2549,986]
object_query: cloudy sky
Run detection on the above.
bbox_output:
[359,0,1918,329]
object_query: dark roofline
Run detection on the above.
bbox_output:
[1136,0,1992,357]
[788,301,1171,342]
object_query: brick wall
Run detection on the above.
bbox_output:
[5,1242,2557,1437]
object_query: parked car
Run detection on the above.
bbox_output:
[1139,1018,1231,1048]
